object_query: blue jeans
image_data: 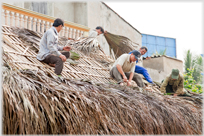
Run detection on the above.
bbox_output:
[135,65,153,83]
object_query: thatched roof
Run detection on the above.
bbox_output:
[2,25,115,83]
[2,25,203,134]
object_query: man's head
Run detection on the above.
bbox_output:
[95,26,104,35]
[53,18,64,33]
[130,50,141,62]
[139,46,148,55]
[171,69,179,80]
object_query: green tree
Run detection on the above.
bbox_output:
[184,68,203,94]
[184,50,192,73]
[192,55,203,83]
[184,50,203,83]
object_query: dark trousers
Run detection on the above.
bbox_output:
[161,80,174,93]
[42,51,70,75]
[166,84,174,93]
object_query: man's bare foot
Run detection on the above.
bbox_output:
[49,63,55,67]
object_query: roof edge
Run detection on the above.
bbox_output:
[102,2,141,35]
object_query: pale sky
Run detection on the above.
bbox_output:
[104,1,203,61]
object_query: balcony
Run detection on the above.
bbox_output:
[1,3,90,39]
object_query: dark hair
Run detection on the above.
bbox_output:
[53,18,64,27]
[141,46,148,52]
[96,26,104,33]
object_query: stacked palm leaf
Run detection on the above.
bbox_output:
[2,26,203,134]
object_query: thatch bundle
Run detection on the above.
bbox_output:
[104,32,139,59]
[2,26,203,134]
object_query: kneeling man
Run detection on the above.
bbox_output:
[110,50,145,87]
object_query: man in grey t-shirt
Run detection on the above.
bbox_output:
[37,18,71,76]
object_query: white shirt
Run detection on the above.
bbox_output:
[112,54,136,73]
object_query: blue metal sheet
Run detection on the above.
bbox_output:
[166,38,176,47]
[142,34,147,43]
[156,45,166,55]
[166,47,176,58]
[157,37,165,45]
[147,35,156,45]
[142,34,176,58]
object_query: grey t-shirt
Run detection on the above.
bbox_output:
[37,27,63,61]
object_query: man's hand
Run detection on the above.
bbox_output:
[63,46,71,51]
[123,75,128,82]
[59,54,66,62]
[173,93,177,97]
[127,81,131,86]
[146,57,151,59]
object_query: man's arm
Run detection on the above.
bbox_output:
[160,77,169,94]
[116,64,127,82]
[127,72,134,86]
[175,77,184,95]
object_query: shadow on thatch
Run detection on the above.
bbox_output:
[2,26,203,134]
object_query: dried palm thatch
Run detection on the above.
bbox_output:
[2,66,202,134]
[104,32,139,59]
[2,25,203,134]
[2,26,115,83]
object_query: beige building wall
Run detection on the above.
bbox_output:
[87,2,142,55]
[143,56,183,82]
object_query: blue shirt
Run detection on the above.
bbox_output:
[37,27,63,61]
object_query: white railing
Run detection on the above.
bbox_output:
[1,3,90,38]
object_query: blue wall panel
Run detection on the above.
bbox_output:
[157,37,165,45]
[141,34,176,58]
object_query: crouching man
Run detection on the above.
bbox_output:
[37,18,71,76]
[160,69,191,96]
[110,50,145,87]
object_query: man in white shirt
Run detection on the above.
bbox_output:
[89,26,105,37]
[110,50,145,87]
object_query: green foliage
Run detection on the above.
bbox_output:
[183,68,203,94]
[152,48,167,56]
[184,50,203,83]
[184,50,192,73]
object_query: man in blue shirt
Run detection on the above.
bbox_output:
[129,46,154,84]
[37,18,71,76]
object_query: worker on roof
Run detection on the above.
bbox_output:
[160,69,191,97]
[89,26,107,37]
[110,50,145,87]
[129,46,155,85]
[37,18,71,76]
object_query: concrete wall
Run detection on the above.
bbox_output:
[87,2,142,55]
[145,68,167,83]
[143,56,183,82]
[73,2,87,26]
[143,57,164,71]
[163,57,183,73]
